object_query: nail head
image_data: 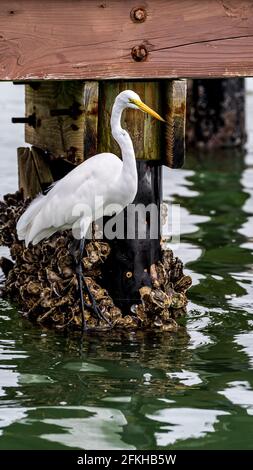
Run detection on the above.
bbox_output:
[130,7,147,23]
[131,44,148,62]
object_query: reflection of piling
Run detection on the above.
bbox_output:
[186,78,246,149]
[12,79,187,313]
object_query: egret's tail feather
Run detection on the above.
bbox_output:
[30,227,58,245]
[17,194,45,244]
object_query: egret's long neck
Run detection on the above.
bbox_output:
[110,101,137,180]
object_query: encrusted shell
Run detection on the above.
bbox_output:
[0,190,191,331]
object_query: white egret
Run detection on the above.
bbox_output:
[17,90,164,330]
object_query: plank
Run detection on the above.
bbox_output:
[17,146,53,198]
[18,147,39,199]
[164,79,187,168]
[83,81,99,159]
[25,81,85,163]
[0,0,253,79]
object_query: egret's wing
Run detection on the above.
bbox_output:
[17,153,122,246]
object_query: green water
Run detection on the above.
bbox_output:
[1,148,253,450]
[0,84,253,450]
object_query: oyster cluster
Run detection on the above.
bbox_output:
[0,190,191,332]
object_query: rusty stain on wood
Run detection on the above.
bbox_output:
[25,81,85,164]
[0,0,253,79]
[164,80,187,168]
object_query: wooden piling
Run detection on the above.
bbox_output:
[17,81,99,197]
[18,147,53,199]
[15,77,187,313]
[103,161,161,313]
[98,81,162,160]
[25,81,85,164]
[186,78,246,149]
[83,81,99,159]
[164,80,187,168]
[98,80,186,311]
[98,81,162,311]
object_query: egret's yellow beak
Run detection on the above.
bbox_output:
[129,99,165,122]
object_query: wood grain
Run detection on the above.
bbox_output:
[1,0,253,79]
[83,81,99,159]
[18,146,53,198]
[25,81,85,163]
[164,79,187,168]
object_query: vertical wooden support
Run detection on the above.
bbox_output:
[25,81,85,164]
[186,78,246,149]
[99,80,186,312]
[164,80,187,168]
[18,147,54,199]
[99,81,163,312]
[103,162,161,313]
[17,81,99,197]
[83,81,99,159]
[15,78,186,314]
[98,81,162,160]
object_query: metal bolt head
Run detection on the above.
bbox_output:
[130,7,147,23]
[131,44,148,62]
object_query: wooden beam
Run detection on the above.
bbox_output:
[0,1,253,80]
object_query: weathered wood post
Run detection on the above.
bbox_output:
[98,80,186,312]
[13,78,186,314]
[98,81,162,312]
[14,81,92,197]
[186,78,246,149]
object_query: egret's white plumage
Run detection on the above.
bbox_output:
[17,90,164,246]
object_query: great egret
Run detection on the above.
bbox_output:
[17,90,164,330]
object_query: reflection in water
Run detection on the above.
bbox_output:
[239,168,253,250]
[234,333,253,368]
[0,84,253,449]
[0,408,29,437]
[219,382,253,416]
[187,315,213,350]
[146,407,229,446]
[41,406,135,450]
[166,370,202,386]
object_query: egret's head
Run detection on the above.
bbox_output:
[116,90,165,122]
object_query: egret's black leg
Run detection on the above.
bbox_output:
[76,238,87,331]
[81,273,111,326]
[69,238,111,330]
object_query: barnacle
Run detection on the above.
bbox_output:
[0,190,191,332]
